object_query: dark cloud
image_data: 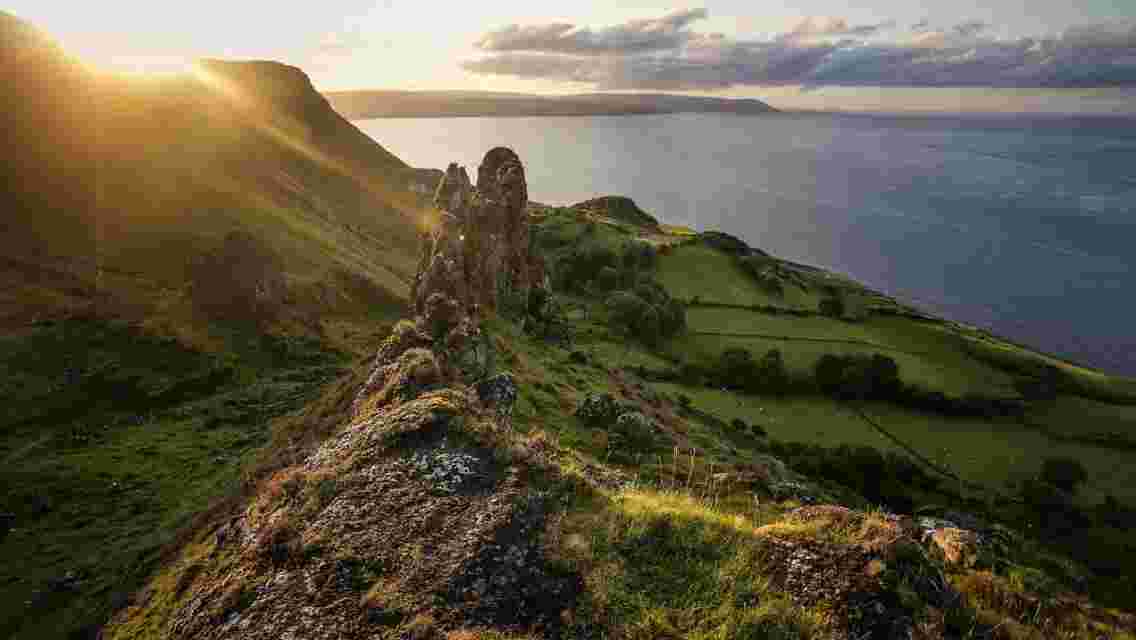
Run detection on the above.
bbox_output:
[463,10,1136,89]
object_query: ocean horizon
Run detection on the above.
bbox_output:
[358,111,1136,376]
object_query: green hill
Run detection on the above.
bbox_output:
[107,164,1136,640]
[4,11,1136,640]
[1,11,426,639]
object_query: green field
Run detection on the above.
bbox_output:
[1030,395,1136,438]
[0,318,352,639]
[657,244,817,309]
[864,403,1136,505]
[650,382,903,453]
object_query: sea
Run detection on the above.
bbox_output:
[356,112,1136,376]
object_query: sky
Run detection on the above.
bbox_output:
[8,0,1136,113]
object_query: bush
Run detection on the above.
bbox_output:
[621,241,658,271]
[576,393,620,427]
[819,296,845,318]
[596,265,622,292]
[718,348,756,390]
[731,417,747,431]
[1040,456,1089,494]
[813,353,901,401]
[604,279,685,347]
[756,349,789,394]
[613,411,656,452]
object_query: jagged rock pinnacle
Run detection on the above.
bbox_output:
[411,147,544,332]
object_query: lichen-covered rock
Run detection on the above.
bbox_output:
[475,373,518,417]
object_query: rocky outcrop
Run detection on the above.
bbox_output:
[110,147,576,640]
[572,195,660,230]
[411,148,545,338]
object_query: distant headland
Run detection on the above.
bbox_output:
[324,90,778,119]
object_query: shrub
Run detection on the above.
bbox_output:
[756,349,790,394]
[815,354,848,395]
[613,411,656,452]
[596,266,621,292]
[1040,456,1089,494]
[813,353,901,401]
[731,417,747,431]
[576,393,620,427]
[604,280,685,347]
[819,296,845,318]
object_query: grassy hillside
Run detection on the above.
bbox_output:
[0,11,425,639]
[6,11,1136,638]
[523,205,1136,606]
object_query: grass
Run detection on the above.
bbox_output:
[863,403,1136,505]
[676,307,1019,399]
[550,486,826,640]
[0,317,353,640]
[657,244,815,309]
[650,382,903,453]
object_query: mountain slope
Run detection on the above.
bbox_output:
[2,11,423,334]
[0,11,428,639]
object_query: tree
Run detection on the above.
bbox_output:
[718,348,756,389]
[757,349,790,394]
[819,296,845,318]
[1040,456,1089,494]
[815,354,848,395]
[596,266,621,292]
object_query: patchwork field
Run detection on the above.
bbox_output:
[657,244,818,310]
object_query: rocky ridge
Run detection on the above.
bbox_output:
[105,149,572,640]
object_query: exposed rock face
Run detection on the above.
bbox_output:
[411,147,543,329]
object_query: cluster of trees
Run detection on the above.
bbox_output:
[814,353,902,401]
[715,347,790,394]
[550,237,659,294]
[737,255,785,297]
[769,441,939,513]
[605,279,686,347]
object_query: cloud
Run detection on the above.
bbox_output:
[782,16,895,40]
[463,10,1136,89]
[474,8,707,55]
